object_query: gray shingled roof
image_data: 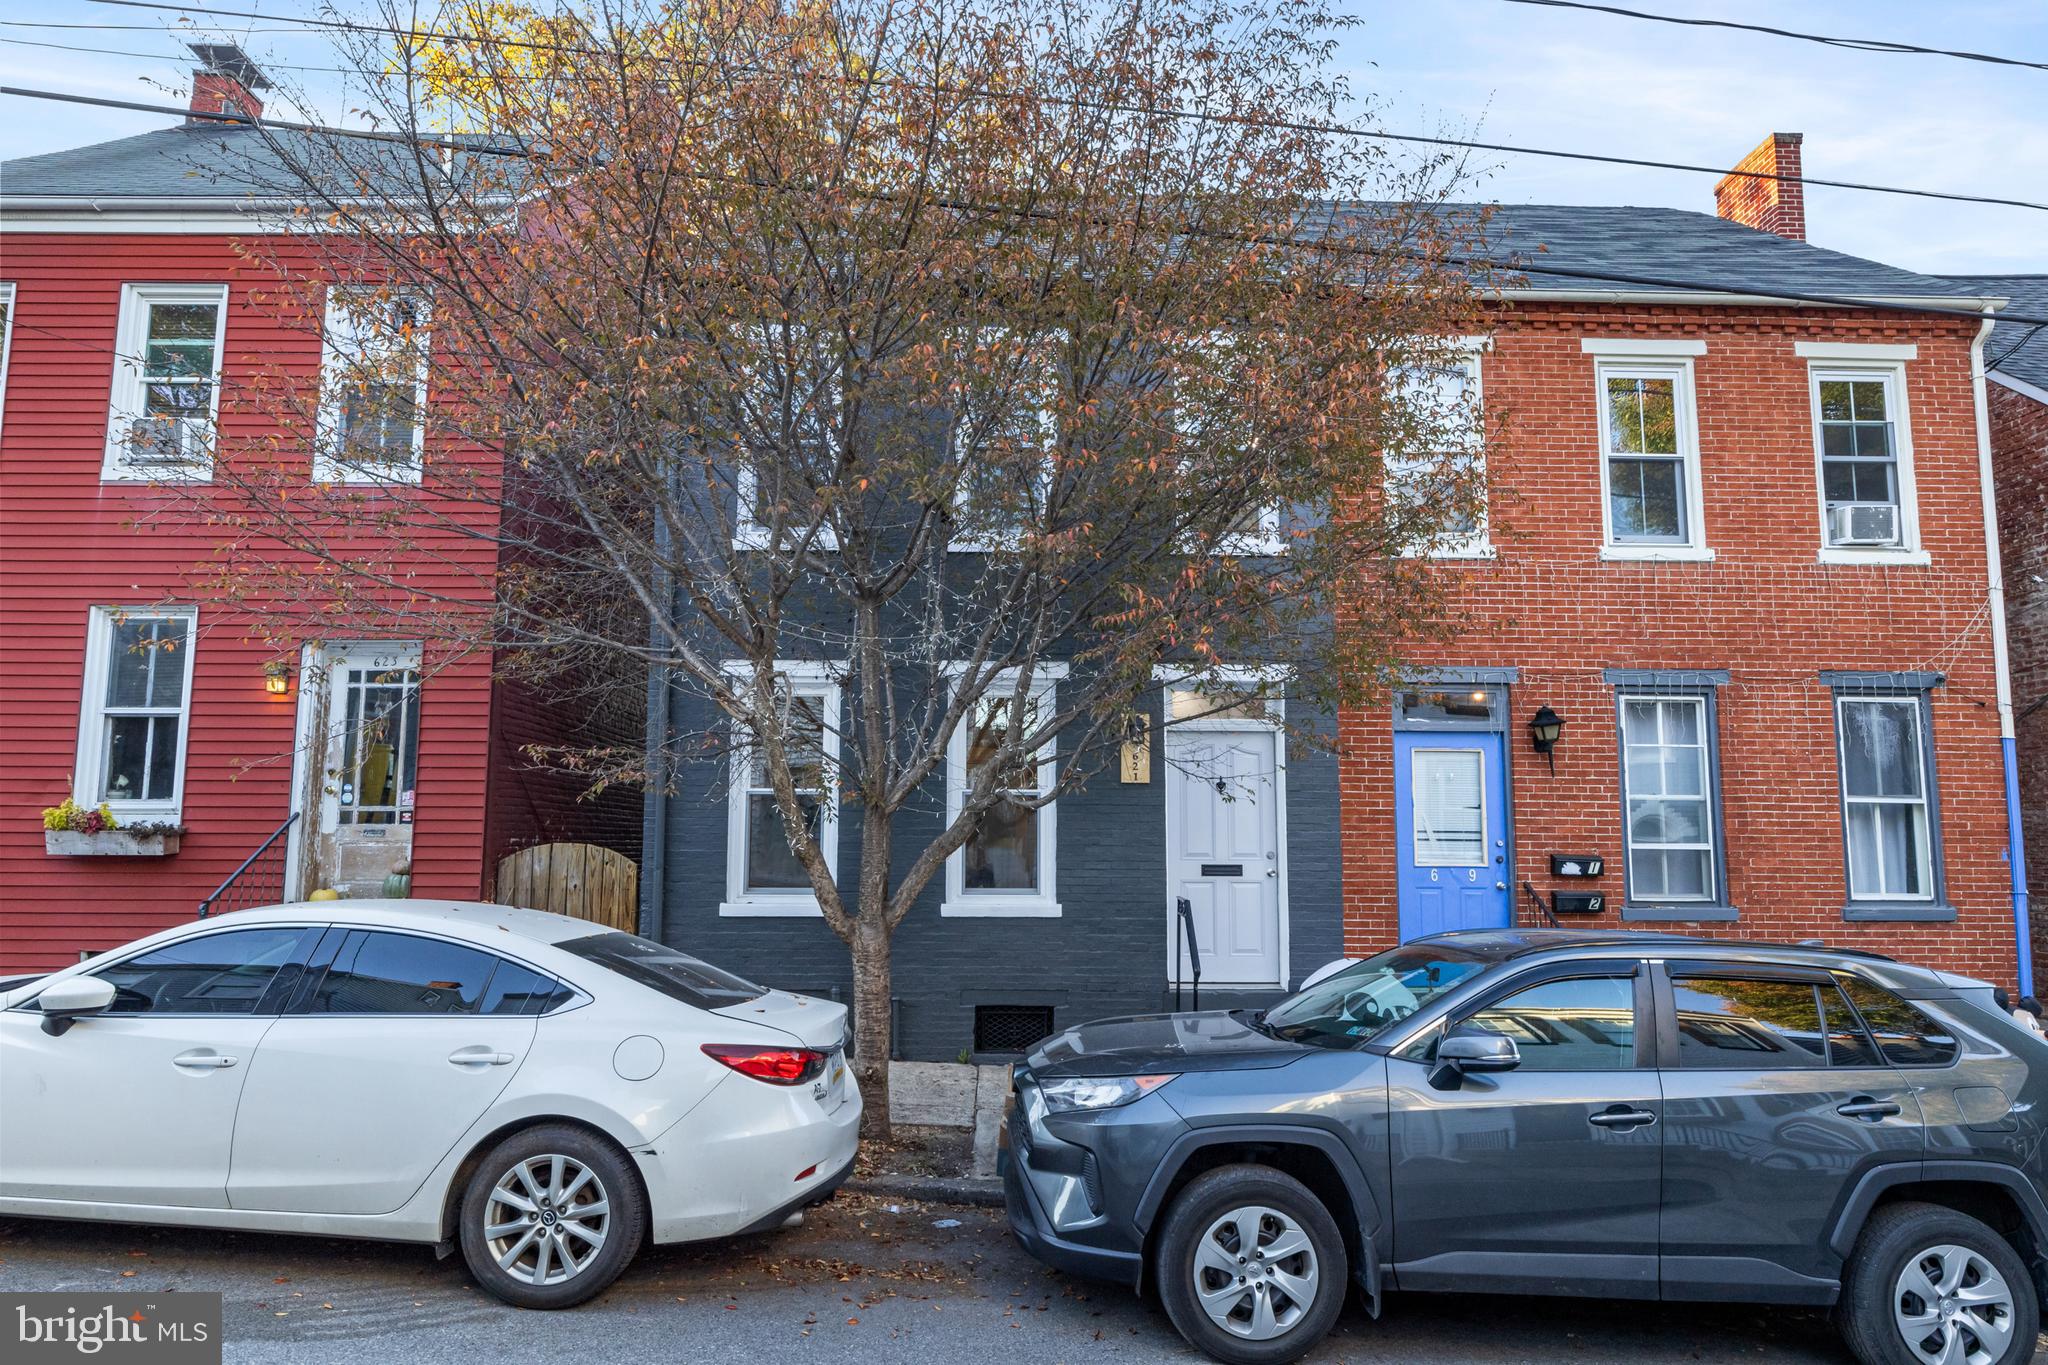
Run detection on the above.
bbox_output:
[0,123,1999,311]
[1946,275,2048,393]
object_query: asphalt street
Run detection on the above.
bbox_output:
[2,1192,2040,1364]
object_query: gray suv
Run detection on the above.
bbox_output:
[1001,929,2048,1365]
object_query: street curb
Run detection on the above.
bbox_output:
[843,1174,1005,1208]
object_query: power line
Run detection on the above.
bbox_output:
[62,1,2048,214]
[1484,0,2048,72]
[0,35,355,74]
[2,83,2043,329]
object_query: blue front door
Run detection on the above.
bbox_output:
[1395,730,1510,939]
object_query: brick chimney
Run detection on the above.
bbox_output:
[1714,132,1805,241]
[186,43,271,123]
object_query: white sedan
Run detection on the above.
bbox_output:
[0,900,860,1307]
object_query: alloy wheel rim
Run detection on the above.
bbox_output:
[1893,1242,2015,1365]
[485,1154,611,1287]
[1191,1204,1319,1341]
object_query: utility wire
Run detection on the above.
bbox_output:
[0,35,355,73]
[57,0,2048,213]
[3,84,2043,329]
[1484,0,2048,72]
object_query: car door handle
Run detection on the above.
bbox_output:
[1837,1097,1903,1120]
[448,1047,515,1068]
[171,1050,237,1070]
[1588,1107,1657,1130]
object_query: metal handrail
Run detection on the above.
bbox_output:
[1520,879,1563,929]
[196,810,302,918]
[1173,896,1202,1012]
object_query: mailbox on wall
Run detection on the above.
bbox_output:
[1550,854,1605,878]
[1553,892,1606,915]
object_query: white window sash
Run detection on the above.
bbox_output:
[1617,694,1718,904]
[732,326,842,551]
[102,283,229,482]
[1592,357,1707,557]
[1386,350,1490,559]
[315,288,430,484]
[0,282,15,440]
[73,606,199,818]
[948,327,1060,553]
[942,666,1063,916]
[1835,695,1935,902]
[1808,364,1918,556]
[720,662,841,916]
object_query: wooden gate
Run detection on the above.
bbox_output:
[495,843,639,931]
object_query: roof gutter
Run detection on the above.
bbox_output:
[1971,306,2032,995]
[1495,287,2012,311]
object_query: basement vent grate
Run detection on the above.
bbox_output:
[973,1004,1055,1055]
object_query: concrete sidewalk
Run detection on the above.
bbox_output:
[876,1060,1010,1190]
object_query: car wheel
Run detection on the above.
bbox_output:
[1155,1164,1348,1365]
[458,1124,647,1309]
[1837,1201,2038,1365]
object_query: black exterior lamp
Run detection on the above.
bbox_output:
[1529,705,1566,774]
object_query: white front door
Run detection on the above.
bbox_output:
[1166,728,1283,986]
[310,643,422,897]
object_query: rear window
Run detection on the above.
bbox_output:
[1838,975,1959,1068]
[560,932,764,1010]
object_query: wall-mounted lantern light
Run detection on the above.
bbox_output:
[1529,704,1565,774]
[264,659,293,696]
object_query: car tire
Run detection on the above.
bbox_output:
[1154,1163,1349,1365]
[1837,1200,2039,1365]
[458,1124,647,1309]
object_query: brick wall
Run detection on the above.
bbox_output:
[1988,380,2048,983]
[1339,302,2022,987]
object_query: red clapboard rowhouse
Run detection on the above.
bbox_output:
[1340,133,2035,991]
[0,47,639,972]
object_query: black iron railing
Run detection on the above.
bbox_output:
[196,811,301,919]
[1173,895,1202,1012]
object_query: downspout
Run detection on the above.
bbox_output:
[639,505,672,941]
[1971,309,2031,993]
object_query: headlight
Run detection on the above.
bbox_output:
[1038,1073,1176,1113]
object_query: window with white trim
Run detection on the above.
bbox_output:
[1835,693,1940,905]
[949,329,1057,551]
[944,673,1060,915]
[0,282,15,439]
[317,290,429,482]
[722,666,840,915]
[1170,335,1283,555]
[730,326,842,549]
[104,284,228,480]
[1596,359,1704,553]
[1811,367,1912,551]
[75,607,198,815]
[1386,355,1488,556]
[1616,693,1721,906]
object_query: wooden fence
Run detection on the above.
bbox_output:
[494,842,639,931]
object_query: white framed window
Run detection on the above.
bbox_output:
[0,282,16,439]
[733,327,840,551]
[1834,693,1939,905]
[316,289,429,483]
[949,328,1058,552]
[1593,353,1707,559]
[103,283,228,481]
[1616,693,1721,906]
[1171,333,1285,556]
[943,666,1063,916]
[1807,363,1921,562]
[1386,352,1490,558]
[73,606,199,818]
[721,662,841,916]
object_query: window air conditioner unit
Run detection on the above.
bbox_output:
[1828,502,1899,547]
[125,416,207,465]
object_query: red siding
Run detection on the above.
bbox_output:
[1339,304,2023,987]
[0,232,499,970]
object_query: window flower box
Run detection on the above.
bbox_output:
[44,829,181,857]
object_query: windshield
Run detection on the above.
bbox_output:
[1259,943,1492,1048]
[560,932,765,1010]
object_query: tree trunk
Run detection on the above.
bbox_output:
[849,915,894,1139]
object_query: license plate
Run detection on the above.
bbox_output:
[815,1052,847,1105]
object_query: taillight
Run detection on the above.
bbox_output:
[702,1043,827,1086]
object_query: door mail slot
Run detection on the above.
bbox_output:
[1200,864,1244,877]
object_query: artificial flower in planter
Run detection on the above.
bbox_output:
[42,799,182,856]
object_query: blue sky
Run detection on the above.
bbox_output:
[3,0,2042,275]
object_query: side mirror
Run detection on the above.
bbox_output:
[37,977,116,1036]
[1428,1030,1521,1090]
